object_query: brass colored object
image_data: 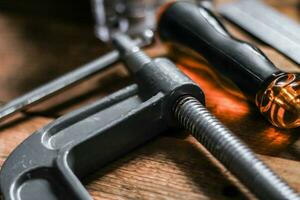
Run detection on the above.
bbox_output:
[256,73,300,128]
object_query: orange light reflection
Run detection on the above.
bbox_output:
[168,46,297,151]
[178,62,249,119]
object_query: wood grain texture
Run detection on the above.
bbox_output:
[0,0,299,199]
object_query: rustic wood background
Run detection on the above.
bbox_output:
[0,0,299,199]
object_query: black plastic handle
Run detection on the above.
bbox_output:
[158,1,281,98]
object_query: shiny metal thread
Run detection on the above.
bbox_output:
[174,96,300,200]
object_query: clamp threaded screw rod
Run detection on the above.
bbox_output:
[174,96,300,200]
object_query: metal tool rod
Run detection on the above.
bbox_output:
[174,96,300,200]
[0,50,119,121]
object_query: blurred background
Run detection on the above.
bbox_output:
[0,0,173,104]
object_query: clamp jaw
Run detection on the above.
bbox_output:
[0,35,204,200]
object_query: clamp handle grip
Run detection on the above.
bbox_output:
[158,1,281,98]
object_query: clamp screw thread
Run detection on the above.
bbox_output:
[174,95,299,200]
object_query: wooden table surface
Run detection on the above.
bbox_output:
[0,0,299,199]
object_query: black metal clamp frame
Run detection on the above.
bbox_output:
[0,34,204,200]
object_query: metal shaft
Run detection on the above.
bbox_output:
[174,96,300,200]
[0,51,119,121]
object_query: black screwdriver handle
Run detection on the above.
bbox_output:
[158,1,282,98]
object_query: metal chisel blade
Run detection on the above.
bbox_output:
[219,0,300,66]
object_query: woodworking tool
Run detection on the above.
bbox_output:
[158,1,300,129]
[1,34,299,200]
[219,0,300,66]
[0,30,153,122]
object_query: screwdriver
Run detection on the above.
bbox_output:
[0,30,154,122]
[157,1,300,129]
